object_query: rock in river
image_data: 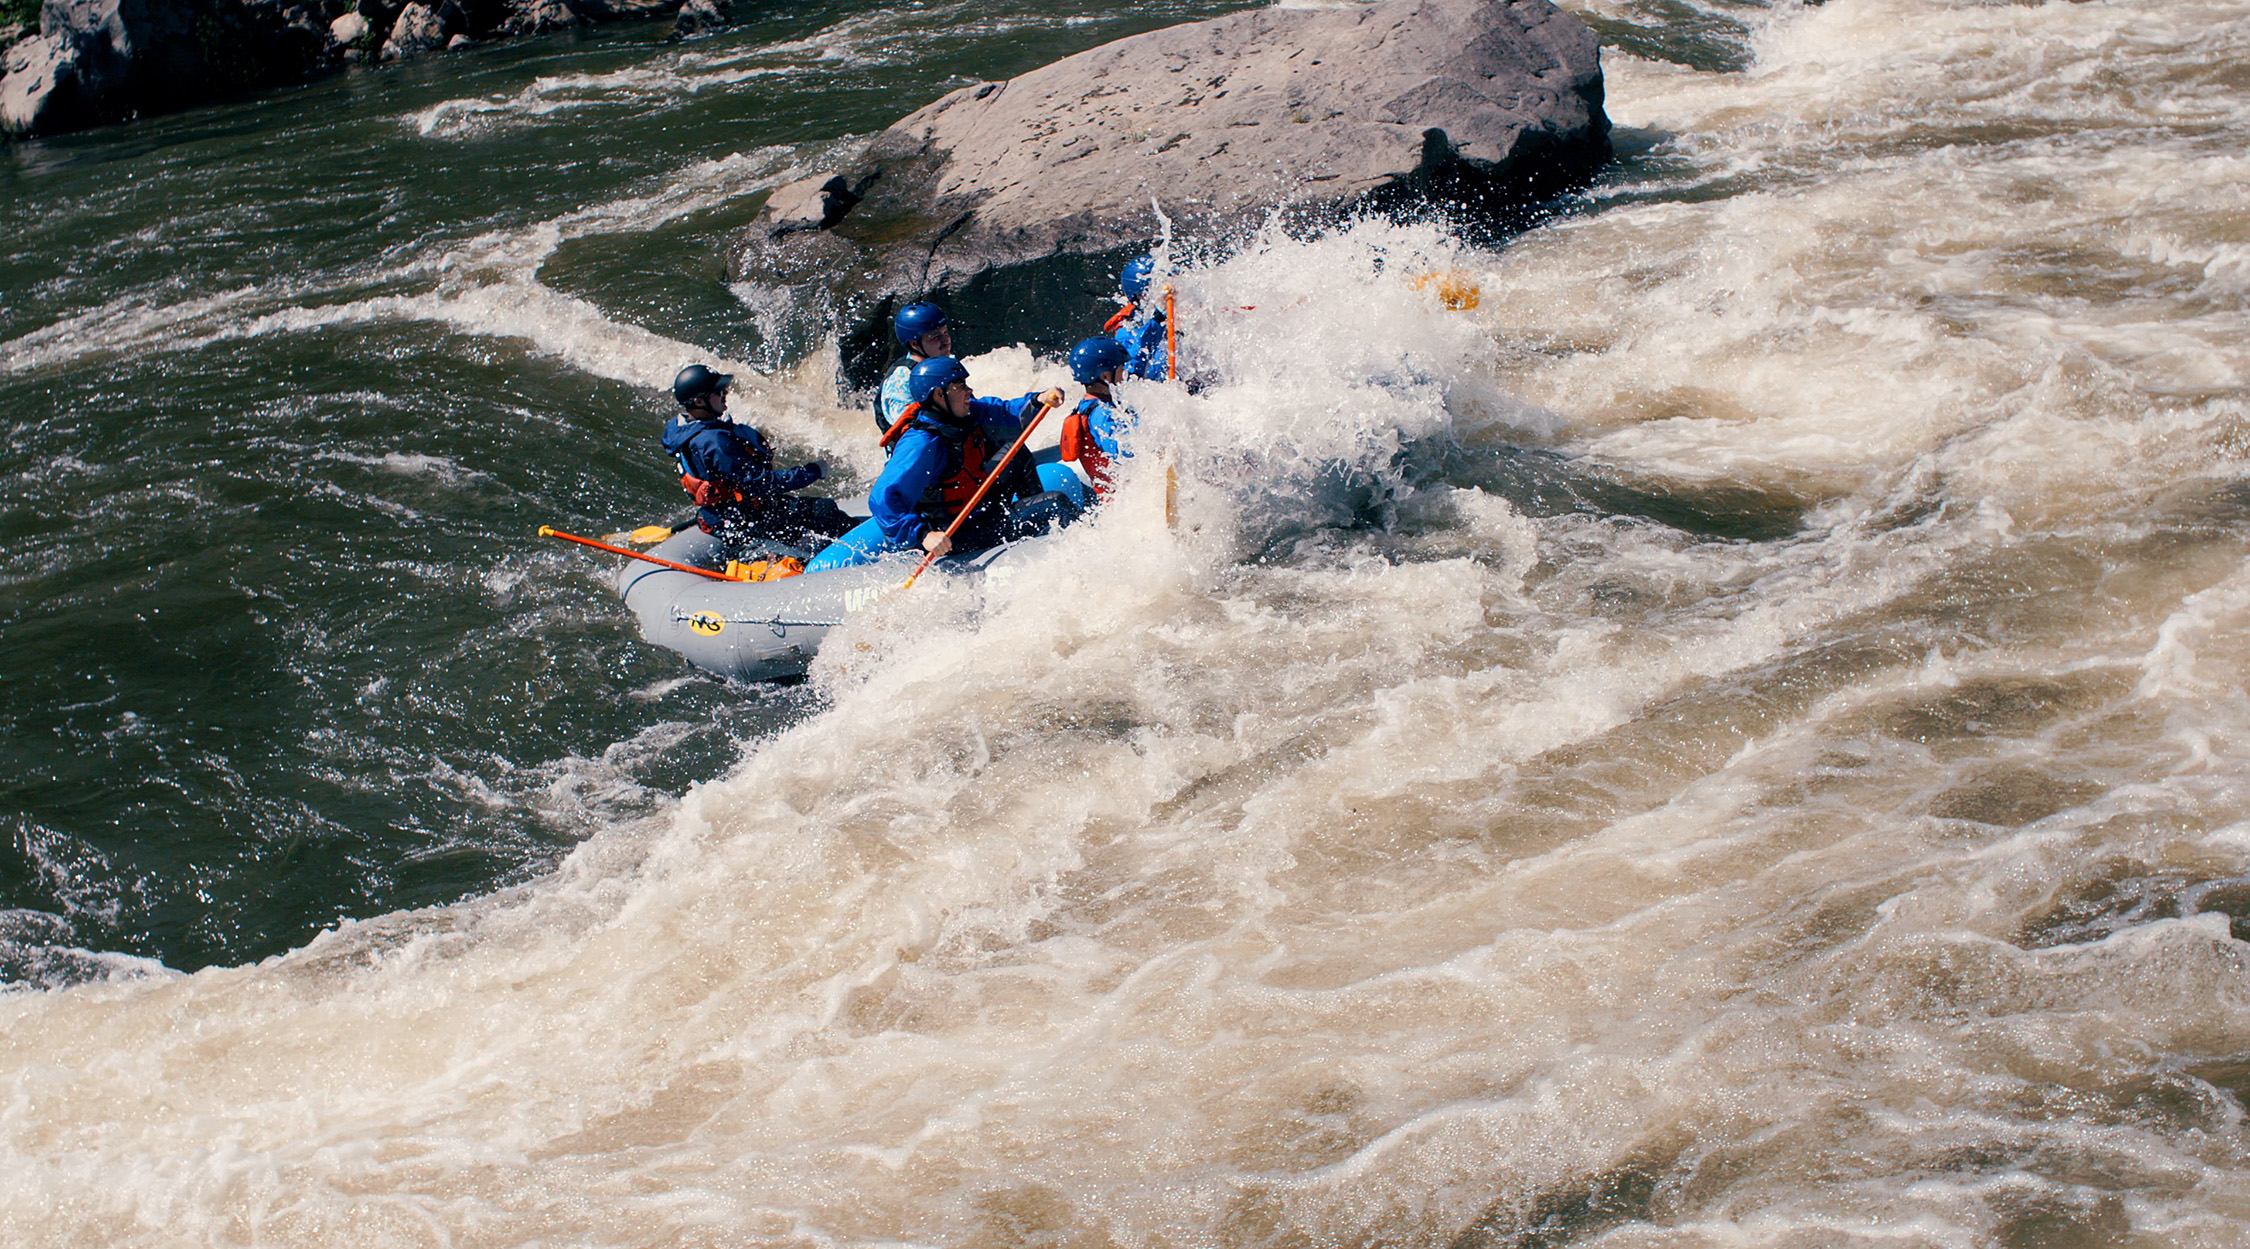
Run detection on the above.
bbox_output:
[0,0,690,137]
[733,0,1610,385]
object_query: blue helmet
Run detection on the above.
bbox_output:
[894,302,949,347]
[1120,255,1157,302]
[1068,337,1131,384]
[907,355,970,405]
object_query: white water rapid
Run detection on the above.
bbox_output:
[7,0,2250,1244]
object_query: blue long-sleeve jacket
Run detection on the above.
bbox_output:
[1114,310,1171,381]
[869,392,1045,547]
[1077,396,1131,458]
[661,415,821,532]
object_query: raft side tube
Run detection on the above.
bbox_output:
[613,527,1021,682]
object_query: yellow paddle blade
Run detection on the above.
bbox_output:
[600,524,680,544]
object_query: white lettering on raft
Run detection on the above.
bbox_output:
[844,585,892,614]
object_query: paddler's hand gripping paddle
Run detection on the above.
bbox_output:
[900,394,1061,591]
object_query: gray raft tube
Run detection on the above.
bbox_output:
[618,444,1086,681]
[614,525,1024,683]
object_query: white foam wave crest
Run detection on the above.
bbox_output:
[403,5,1096,138]
[0,147,873,458]
[409,50,796,138]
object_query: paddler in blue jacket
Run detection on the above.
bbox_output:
[875,299,1086,506]
[1108,255,1173,382]
[1059,337,1135,496]
[662,363,853,552]
[875,302,952,434]
[806,356,1079,571]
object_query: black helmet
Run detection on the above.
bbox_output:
[672,363,733,408]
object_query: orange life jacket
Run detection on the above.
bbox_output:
[877,402,997,524]
[675,420,775,519]
[1058,397,1114,493]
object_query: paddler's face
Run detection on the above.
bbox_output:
[914,325,952,357]
[936,378,974,416]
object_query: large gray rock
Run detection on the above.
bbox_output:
[734,0,1609,384]
[498,0,578,36]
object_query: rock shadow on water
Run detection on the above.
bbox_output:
[1232,440,1811,568]
[2016,860,2250,950]
[1449,1149,1675,1249]
[1415,442,1811,542]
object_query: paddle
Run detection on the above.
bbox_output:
[1164,284,1177,383]
[603,517,698,544]
[539,525,749,582]
[900,395,1061,591]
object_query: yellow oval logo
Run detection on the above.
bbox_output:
[687,612,726,636]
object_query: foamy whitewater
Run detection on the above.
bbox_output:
[7,0,2250,1243]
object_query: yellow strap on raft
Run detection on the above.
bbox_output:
[723,557,805,582]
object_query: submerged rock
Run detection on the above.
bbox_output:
[670,0,723,39]
[380,1,452,60]
[733,0,1610,386]
[500,0,579,37]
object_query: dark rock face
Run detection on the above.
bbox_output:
[0,0,688,136]
[5,0,327,134]
[733,0,1610,386]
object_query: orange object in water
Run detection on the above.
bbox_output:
[1163,285,1178,382]
[1101,300,1137,333]
[724,557,805,582]
[1408,270,1482,310]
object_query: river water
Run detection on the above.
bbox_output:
[5,0,2250,1243]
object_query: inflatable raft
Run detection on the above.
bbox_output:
[613,526,1013,682]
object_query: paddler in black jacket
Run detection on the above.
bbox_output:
[660,364,854,552]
